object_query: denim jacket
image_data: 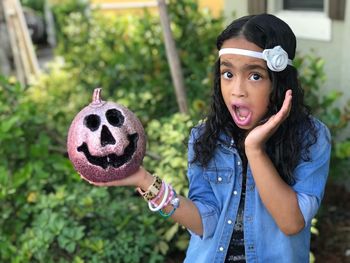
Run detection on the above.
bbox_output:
[184,118,331,263]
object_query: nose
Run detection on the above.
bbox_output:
[101,125,116,147]
[231,77,247,97]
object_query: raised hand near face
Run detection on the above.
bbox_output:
[245,90,292,151]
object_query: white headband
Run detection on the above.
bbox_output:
[219,45,293,72]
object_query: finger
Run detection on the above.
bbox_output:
[274,89,292,123]
[79,174,119,187]
[260,90,292,130]
[91,180,123,187]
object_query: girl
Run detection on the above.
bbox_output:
[89,14,331,263]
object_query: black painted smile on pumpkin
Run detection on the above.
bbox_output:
[77,133,139,169]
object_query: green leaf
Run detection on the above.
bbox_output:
[12,164,32,188]
[0,116,20,133]
[335,141,350,158]
[164,223,178,241]
[0,166,9,186]
[156,240,169,255]
[66,242,76,253]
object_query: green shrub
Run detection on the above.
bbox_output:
[144,113,195,253]
[295,54,350,178]
[52,0,222,121]
[50,0,90,49]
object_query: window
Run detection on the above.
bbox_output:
[273,0,331,41]
[247,0,345,40]
[283,0,324,11]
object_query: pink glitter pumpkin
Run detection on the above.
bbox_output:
[67,88,146,182]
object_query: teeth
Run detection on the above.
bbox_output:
[235,107,246,120]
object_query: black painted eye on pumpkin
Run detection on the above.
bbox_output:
[84,114,100,131]
[106,109,124,127]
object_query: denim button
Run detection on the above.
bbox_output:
[219,246,224,252]
[237,161,241,166]
[227,220,232,224]
[233,190,238,195]
[218,177,223,182]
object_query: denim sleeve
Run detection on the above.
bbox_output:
[296,192,318,227]
[293,119,331,216]
[186,127,220,240]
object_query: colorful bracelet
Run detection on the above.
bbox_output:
[158,189,180,219]
[137,174,162,201]
[148,182,169,212]
[158,207,176,218]
[150,181,165,205]
[162,184,174,207]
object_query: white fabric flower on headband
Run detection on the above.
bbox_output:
[219,45,293,72]
[262,46,291,72]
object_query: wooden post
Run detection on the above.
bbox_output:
[157,0,188,114]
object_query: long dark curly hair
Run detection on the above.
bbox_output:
[192,14,317,185]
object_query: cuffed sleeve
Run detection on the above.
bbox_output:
[293,119,331,222]
[296,192,319,227]
[188,200,219,239]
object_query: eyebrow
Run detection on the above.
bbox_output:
[220,61,234,67]
[220,60,267,72]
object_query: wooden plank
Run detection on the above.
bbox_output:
[0,1,12,75]
[3,0,25,83]
[13,0,40,77]
[3,0,40,84]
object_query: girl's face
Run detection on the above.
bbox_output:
[220,37,272,131]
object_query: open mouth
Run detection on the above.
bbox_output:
[232,105,252,126]
[77,133,139,169]
[235,106,250,120]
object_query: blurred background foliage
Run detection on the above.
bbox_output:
[1,0,349,262]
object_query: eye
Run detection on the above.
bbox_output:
[222,71,233,79]
[84,114,101,131]
[106,109,124,127]
[249,73,262,81]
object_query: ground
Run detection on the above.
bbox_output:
[311,180,350,263]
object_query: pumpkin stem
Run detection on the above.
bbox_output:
[92,88,102,104]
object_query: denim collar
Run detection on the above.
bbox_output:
[217,131,236,150]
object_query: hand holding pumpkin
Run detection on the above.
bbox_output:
[67,88,147,184]
[80,166,154,190]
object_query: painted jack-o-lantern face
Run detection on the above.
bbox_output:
[67,88,146,182]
